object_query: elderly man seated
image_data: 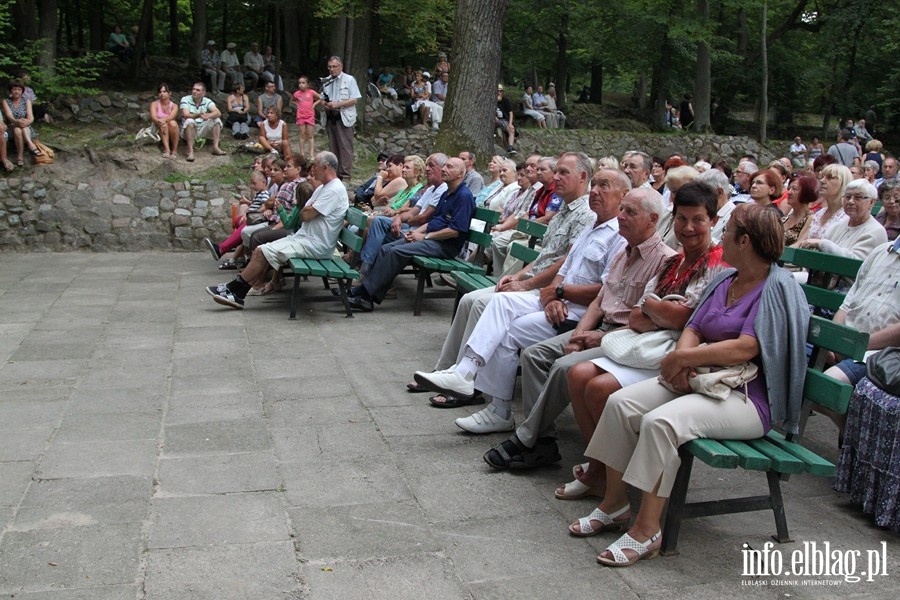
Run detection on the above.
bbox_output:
[819,237,900,433]
[347,157,475,312]
[205,152,348,309]
[357,153,449,279]
[413,162,631,408]
[413,180,669,435]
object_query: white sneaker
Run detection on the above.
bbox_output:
[414,368,474,399]
[455,407,514,434]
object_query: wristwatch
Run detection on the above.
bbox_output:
[555,283,565,300]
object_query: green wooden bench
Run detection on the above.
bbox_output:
[285,208,366,319]
[660,315,870,555]
[448,219,547,316]
[779,246,863,312]
[410,207,501,316]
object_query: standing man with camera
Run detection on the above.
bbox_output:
[321,56,361,181]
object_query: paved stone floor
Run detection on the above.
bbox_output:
[0,252,897,599]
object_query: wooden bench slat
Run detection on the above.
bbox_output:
[684,439,739,468]
[719,440,772,471]
[305,260,328,277]
[288,257,312,275]
[800,285,845,311]
[745,438,806,474]
[765,431,835,477]
[780,246,863,279]
[516,218,548,239]
[803,368,855,417]
[510,241,540,264]
[806,316,869,360]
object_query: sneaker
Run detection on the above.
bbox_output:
[455,407,515,434]
[206,285,244,309]
[204,238,222,260]
[205,283,229,296]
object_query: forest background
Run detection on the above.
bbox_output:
[3,0,899,152]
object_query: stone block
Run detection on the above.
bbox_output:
[111,194,130,204]
[132,193,158,208]
[141,207,159,219]
[83,217,110,234]
[111,204,138,218]
[159,197,175,211]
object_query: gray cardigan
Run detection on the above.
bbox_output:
[692,266,810,434]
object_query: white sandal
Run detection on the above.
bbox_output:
[568,505,630,537]
[597,530,662,567]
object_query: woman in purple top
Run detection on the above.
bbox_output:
[569,203,808,567]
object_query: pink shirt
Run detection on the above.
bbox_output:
[293,89,316,121]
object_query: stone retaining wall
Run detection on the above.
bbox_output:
[0,173,239,252]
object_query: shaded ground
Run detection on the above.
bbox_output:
[0,252,898,599]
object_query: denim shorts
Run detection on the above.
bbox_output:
[835,359,867,386]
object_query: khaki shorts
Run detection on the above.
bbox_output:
[181,117,223,140]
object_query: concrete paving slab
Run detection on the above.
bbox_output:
[76,366,169,390]
[148,493,290,548]
[289,500,442,561]
[10,584,140,600]
[272,422,391,463]
[52,412,160,443]
[279,455,412,508]
[0,425,54,461]
[260,376,356,402]
[156,451,280,495]
[0,399,67,429]
[165,394,263,425]
[467,568,641,600]
[0,523,141,592]
[36,440,158,479]
[0,460,36,506]
[161,419,271,456]
[300,552,468,600]
[66,386,165,415]
[143,541,303,600]
[267,396,371,428]
[14,476,152,529]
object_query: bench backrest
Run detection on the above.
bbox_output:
[803,315,869,418]
[465,207,501,246]
[515,218,548,249]
[339,208,367,253]
[780,247,863,311]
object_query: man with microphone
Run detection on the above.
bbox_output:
[321,56,361,181]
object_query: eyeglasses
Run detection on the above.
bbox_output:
[841,193,872,202]
[883,194,900,204]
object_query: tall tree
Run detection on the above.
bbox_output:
[436,0,509,158]
[130,0,154,80]
[190,0,206,68]
[759,0,768,143]
[692,0,711,131]
[36,0,57,70]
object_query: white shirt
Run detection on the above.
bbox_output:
[289,178,349,258]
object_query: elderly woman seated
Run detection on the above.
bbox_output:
[558,181,729,500]
[568,203,808,567]
[799,179,887,261]
[875,180,900,241]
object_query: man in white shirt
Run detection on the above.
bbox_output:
[321,56,362,181]
[206,152,349,309]
[220,42,244,89]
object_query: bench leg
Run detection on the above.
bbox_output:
[336,278,354,318]
[451,289,463,321]
[289,272,301,319]
[660,450,694,556]
[320,276,331,290]
[766,470,792,543]
[413,270,428,316]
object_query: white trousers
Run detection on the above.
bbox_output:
[585,378,764,498]
[467,291,585,401]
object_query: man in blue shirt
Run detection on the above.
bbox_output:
[348,157,475,311]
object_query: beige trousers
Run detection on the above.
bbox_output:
[585,377,764,498]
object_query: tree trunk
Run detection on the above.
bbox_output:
[190,0,206,68]
[330,17,347,60]
[88,0,103,51]
[692,0,711,132]
[554,11,568,110]
[759,0,768,143]
[589,62,603,106]
[169,0,178,56]
[346,2,373,130]
[12,0,38,42]
[436,0,509,158]
[36,0,58,70]
[283,4,300,70]
[130,0,154,80]
[650,36,673,131]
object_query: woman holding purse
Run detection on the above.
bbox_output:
[557,181,728,500]
[568,203,808,567]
